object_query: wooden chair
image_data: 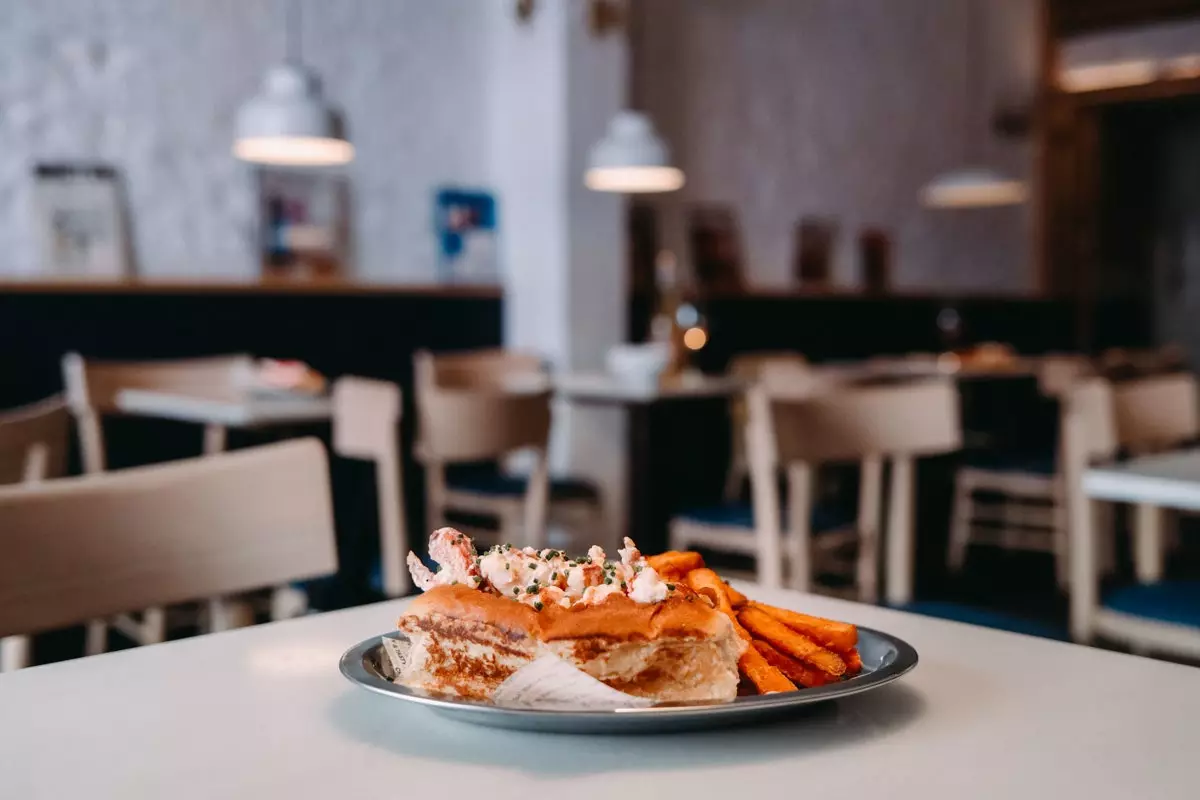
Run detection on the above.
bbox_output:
[331,377,409,597]
[62,352,263,652]
[673,379,961,603]
[1063,378,1200,656]
[414,350,601,548]
[415,352,553,548]
[62,352,256,472]
[0,439,337,661]
[723,352,809,499]
[1111,373,1200,584]
[948,356,1097,586]
[0,396,70,671]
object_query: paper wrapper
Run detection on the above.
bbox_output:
[378,633,653,710]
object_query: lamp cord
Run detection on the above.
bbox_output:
[285,0,302,65]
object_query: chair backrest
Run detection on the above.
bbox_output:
[0,438,337,638]
[332,377,409,596]
[1062,377,1118,466]
[1038,354,1095,398]
[1112,373,1199,454]
[414,348,545,391]
[62,352,256,473]
[759,378,962,465]
[417,387,553,463]
[63,352,255,413]
[0,396,70,486]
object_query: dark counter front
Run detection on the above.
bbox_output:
[0,281,503,609]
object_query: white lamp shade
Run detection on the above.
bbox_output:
[234,63,353,166]
[921,168,1027,209]
[585,110,684,193]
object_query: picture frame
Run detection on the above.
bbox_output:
[33,163,134,277]
[255,167,352,280]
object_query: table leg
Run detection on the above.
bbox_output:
[885,456,915,606]
[1133,503,1164,584]
[203,424,227,455]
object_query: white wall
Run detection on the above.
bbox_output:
[632,0,1040,292]
[0,0,489,280]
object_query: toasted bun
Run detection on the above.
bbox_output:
[396,585,742,703]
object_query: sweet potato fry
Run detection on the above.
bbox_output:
[844,648,863,676]
[752,640,835,688]
[685,568,732,614]
[738,636,796,694]
[724,581,749,609]
[748,602,858,653]
[646,550,705,578]
[738,607,847,677]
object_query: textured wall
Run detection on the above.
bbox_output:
[0,0,488,279]
[632,0,1040,292]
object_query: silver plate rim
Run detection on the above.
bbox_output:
[339,625,918,722]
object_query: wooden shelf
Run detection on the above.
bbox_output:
[0,277,502,298]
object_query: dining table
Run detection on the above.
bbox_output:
[1,585,1196,799]
[1084,448,1200,583]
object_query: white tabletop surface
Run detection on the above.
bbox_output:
[1085,448,1200,511]
[115,387,333,427]
[556,371,744,403]
[2,587,1197,799]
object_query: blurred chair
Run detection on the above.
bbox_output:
[331,377,409,597]
[0,439,337,670]
[1100,345,1187,379]
[1064,378,1200,656]
[723,352,809,499]
[1111,373,1200,583]
[0,396,70,671]
[62,352,255,473]
[62,352,274,652]
[672,379,961,603]
[414,350,602,549]
[948,356,1097,586]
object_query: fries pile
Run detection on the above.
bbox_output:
[646,551,863,695]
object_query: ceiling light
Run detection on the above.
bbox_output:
[585,111,684,194]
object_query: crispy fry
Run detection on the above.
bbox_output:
[748,602,858,653]
[724,582,749,609]
[738,636,796,694]
[685,568,732,614]
[738,607,846,677]
[646,550,705,578]
[752,640,835,688]
[844,648,863,675]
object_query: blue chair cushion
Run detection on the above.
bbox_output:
[963,451,1056,475]
[446,464,599,500]
[1103,582,1200,628]
[674,502,853,534]
[894,600,1067,640]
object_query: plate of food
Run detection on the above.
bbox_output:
[340,529,917,733]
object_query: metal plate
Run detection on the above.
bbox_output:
[339,627,918,734]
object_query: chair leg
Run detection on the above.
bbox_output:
[1052,500,1070,591]
[947,472,973,573]
[0,635,31,671]
[271,586,309,621]
[140,607,167,645]
[85,619,108,656]
[206,598,256,633]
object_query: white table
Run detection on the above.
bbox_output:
[1085,448,1200,583]
[116,388,333,428]
[2,588,1197,799]
[556,371,744,403]
[115,388,332,453]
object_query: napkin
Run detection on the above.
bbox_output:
[379,634,653,710]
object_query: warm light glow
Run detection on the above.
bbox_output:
[233,136,355,166]
[1059,60,1156,93]
[683,327,708,351]
[584,166,685,193]
[922,178,1028,209]
[1164,54,1200,80]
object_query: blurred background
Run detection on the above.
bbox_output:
[3,0,1200,671]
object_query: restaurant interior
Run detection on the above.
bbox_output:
[2,0,1200,795]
